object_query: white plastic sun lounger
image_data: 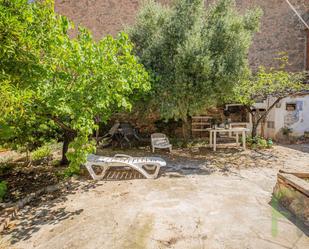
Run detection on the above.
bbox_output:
[151,133,172,153]
[85,154,166,180]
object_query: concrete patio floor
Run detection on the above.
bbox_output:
[1,145,309,249]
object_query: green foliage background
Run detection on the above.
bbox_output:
[0,0,150,174]
[129,0,262,137]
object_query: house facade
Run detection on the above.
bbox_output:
[260,94,309,139]
[222,94,309,139]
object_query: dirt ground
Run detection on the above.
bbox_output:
[1,144,309,249]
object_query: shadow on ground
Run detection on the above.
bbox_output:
[269,196,309,237]
[94,147,279,179]
[95,147,218,179]
[2,145,295,244]
[279,144,309,154]
[1,181,104,244]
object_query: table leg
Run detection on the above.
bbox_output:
[236,132,239,147]
[210,131,213,146]
[229,124,232,137]
[214,131,217,151]
[242,131,246,150]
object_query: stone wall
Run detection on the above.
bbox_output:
[238,0,308,72]
[55,0,308,72]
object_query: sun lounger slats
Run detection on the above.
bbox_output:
[85,154,166,180]
[105,171,111,178]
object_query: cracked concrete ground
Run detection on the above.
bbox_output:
[1,145,309,249]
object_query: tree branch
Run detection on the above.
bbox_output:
[244,105,253,115]
[256,97,283,125]
[50,116,76,134]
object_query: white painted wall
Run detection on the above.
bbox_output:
[263,94,309,139]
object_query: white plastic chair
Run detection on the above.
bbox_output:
[151,133,172,153]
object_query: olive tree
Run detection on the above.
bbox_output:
[129,0,262,138]
[0,0,150,174]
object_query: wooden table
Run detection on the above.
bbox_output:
[207,128,249,151]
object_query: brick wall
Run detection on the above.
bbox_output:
[55,0,309,71]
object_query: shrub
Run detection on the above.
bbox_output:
[247,136,272,149]
[170,138,186,148]
[31,145,52,161]
[170,138,209,148]
[267,138,273,148]
[0,181,7,202]
[281,127,293,136]
[0,163,13,175]
[257,138,268,149]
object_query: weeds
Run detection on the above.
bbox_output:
[31,146,52,161]
[0,181,7,202]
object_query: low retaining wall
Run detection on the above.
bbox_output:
[273,170,309,226]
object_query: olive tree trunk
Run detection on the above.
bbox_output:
[181,116,191,141]
[247,97,283,138]
[61,131,76,165]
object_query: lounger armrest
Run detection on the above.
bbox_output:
[114,154,133,159]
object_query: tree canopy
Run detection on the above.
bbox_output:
[0,0,150,174]
[232,55,308,137]
[128,0,262,137]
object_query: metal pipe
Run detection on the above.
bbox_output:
[285,0,309,30]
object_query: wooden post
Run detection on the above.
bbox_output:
[210,130,213,146]
[236,132,239,147]
[213,131,217,151]
[229,123,232,138]
[242,130,246,150]
[306,29,309,70]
